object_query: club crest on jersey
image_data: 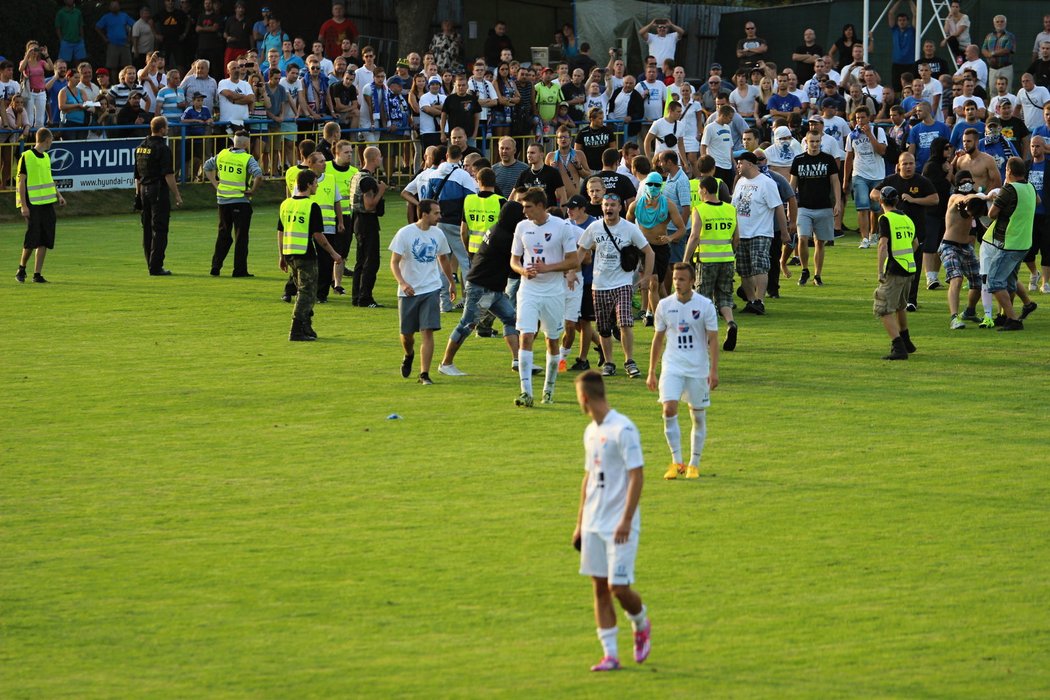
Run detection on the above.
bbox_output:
[544,232,552,241]
[678,322,690,333]
[532,246,544,255]
[692,309,701,319]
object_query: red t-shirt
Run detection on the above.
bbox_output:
[318,18,358,59]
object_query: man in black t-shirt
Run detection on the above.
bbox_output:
[515,142,571,205]
[134,117,183,276]
[441,75,481,142]
[575,109,617,173]
[791,28,824,83]
[873,152,939,308]
[790,132,842,286]
[350,146,387,307]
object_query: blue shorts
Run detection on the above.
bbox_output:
[852,176,883,213]
[668,235,686,264]
[982,244,1026,294]
[59,40,87,63]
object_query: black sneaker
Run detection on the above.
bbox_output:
[883,341,909,360]
[788,256,801,266]
[905,303,917,312]
[643,314,654,327]
[753,300,766,315]
[1021,301,1038,320]
[601,362,616,377]
[926,279,942,290]
[15,267,27,283]
[998,318,1024,331]
[363,301,383,308]
[231,272,254,278]
[797,269,810,286]
[281,294,292,303]
[332,285,347,295]
[722,321,738,352]
[210,268,220,276]
[834,230,845,239]
[316,297,328,304]
[742,301,760,315]
[993,314,1006,327]
[149,269,172,276]
[32,273,48,283]
[418,372,434,385]
[569,358,590,371]
[475,329,497,338]
[960,309,979,322]
[401,354,414,378]
[624,359,641,378]
[813,275,824,286]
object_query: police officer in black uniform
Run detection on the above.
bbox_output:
[134,116,183,275]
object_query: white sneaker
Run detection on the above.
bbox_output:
[1029,274,1040,291]
[858,238,870,249]
[438,363,467,376]
[1043,283,1050,294]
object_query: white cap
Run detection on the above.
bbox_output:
[774,125,792,140]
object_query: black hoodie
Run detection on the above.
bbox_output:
[467,200,523,290]
[922,136,953,218]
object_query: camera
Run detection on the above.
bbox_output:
[609,47,621,57]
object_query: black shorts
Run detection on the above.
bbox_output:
[580,282,595,321]
[923,211,946,254]
[652,243,670,282]
[24,204,56,250]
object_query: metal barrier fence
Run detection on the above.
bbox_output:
[0,115,898,194]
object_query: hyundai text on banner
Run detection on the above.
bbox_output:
[48,138,140,191]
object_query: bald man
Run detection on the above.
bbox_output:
[349,146,388,307]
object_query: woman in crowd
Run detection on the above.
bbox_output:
[490,62,520,138]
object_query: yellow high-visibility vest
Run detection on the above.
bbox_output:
[462,192,504,253]
[280,196,314,256]
[215,149,251,201]
[881,211,916,274]
[313,173,337,230]
[16,151,57,208]
[693,201,737,263]
[327,161,358,215]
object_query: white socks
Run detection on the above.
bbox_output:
[559,346,571,361]
[626,604,648,632]
[597,626,618,659]
[518,350,533,394]
[543,352,559,395]
[689,409,707,467]
[663,415,682,464]
[981,288,995,318]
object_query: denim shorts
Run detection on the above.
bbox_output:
[982,244,1027,294]
[852,176,883,213]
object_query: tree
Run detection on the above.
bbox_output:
[395,0,438,59]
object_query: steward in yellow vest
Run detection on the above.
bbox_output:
[16,128,66,284]
[327,140,359,295]
[873,187,918,360]
[683,175,740,351]
[206,133,263,277]
[461,167,504,257]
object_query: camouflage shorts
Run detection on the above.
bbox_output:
[287,257,318,323]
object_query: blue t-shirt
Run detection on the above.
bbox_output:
[907,120,950,171]
[891,26,916,64]
[766,93,801,114]
[252,20,268,54]
[95,11,134,47]
[278,55,305,75]
[900,96,926,114]
[181,106,210,135]
[949,120,984,151]
[979,137,1018,181]
[47,78,68,125]
[1033,125,1050,140]
[1029,160,1046,215]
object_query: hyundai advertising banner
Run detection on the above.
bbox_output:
[47,138,141,191]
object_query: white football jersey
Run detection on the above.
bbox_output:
[654,291,718,377]
[511,215,577,296]
[582,409,644,535]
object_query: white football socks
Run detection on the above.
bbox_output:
[518,350,533,394]
[663,415,682,464]
[689,409,707,468]
[597,626,618,659]
[626,604,648,632]
[543,352,559,395]
[981,288,995,318]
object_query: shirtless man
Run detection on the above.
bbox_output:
[953,128,1002,193]
[938,170,987,328]
[627,171,686,325]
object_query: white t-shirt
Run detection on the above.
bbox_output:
[729,84,759,115]
[1017,87,1050,130]
[819,133,846,160]
[216,78,253,124]
[608,86,633,121]
[581,408,644,535]
[467,77,497,120]
[638,80,666,121]
[952,94,985,113]
[577,217,649,290]
[700,120,734,168]
[582,94,607,121]
[654,291,718,378]
[418,91,444,134]
[680,101,702,148]
[822,115,850,148]
[647,117,681,154]
[645,32,680,68]
[765,137,804,168]
[0,79,22,102]
[955,58,988,89]
[388,223,452,297]
[354,65,375,124]
[732,174,782,239]
[790,88,809,109]
[845,125,888,181]
[402,166,436,197]
[511,215,577,296]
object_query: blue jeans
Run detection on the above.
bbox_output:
[983,245,1027,293]
[450,282,519,343]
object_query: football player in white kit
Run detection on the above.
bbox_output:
[510,188,580,406]
[646,263,720,479]
[572,370,651,672]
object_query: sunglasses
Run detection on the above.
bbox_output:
[645,182,662,188]
[602,194,621,200]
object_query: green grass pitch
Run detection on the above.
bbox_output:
[2,199,1049,698]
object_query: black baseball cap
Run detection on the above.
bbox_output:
[565,194,588,209]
